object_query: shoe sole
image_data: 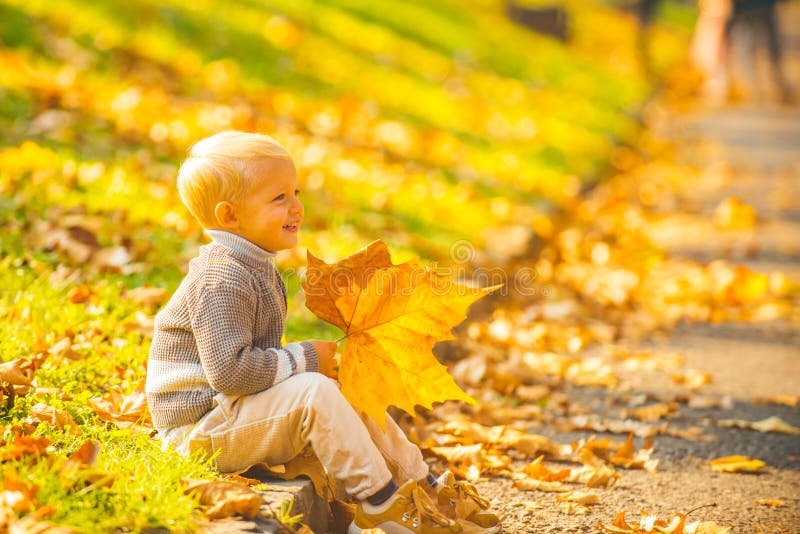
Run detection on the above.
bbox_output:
[348,520,417,534]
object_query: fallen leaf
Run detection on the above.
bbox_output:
[434,420,567,459]
[684,521,731,534]
[512,475,568,492]
[559,501,590,514]
[91,246,131,272]
[629,403,678,421]
[570,465,619,488]
[598,509,727,533]
[240,447,329,497]
[756,499,785,508]
[713,196,756,229]
[724,267,769,305]
[560,414,664,438]
[451,462,483,482]
[67,285,94,304]
[9,516,77,533]
[28,404,81,435]
[0,359,34,388]
[125,286,170,308]
[450,354,489,386]
[430,444,484,465]
[671,369,711,389]
[753,395,798,407]
[220,474,262,487]
[1,469,38,513]
[67,440,100,468]
[87,390,150,426]
[181,478,262,520]
[521,456,570,482]
[569,447,619,487]
[709,455,765,473]
[609,434,659,472]
[123,311,156,337]
[510,500,542,511]
[717,416,800,435]
[429,443,512,480]
[1,436,50,462]
[598,510,636,533]
[573,435,618,459]
[557,491,599,505]
[303,241,499,426]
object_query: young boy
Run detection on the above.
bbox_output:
[145,131,499,534]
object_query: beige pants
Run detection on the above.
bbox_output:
[162,372,429,501]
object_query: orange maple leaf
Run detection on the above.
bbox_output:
[303,240,500,426]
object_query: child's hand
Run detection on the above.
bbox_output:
[311,340,338,379]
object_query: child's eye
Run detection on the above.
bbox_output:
[273,193,285,201]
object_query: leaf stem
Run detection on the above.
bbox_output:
[685,503,717,517]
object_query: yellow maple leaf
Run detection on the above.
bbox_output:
[303,240,500,426]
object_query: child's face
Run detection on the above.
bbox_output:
[234,158,303,252]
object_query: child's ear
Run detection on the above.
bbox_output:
[213,201,239,229]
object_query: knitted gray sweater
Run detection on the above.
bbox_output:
[145,231,319,430]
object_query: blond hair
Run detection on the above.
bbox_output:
[177,131,291,228]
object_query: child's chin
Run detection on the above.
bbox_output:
[281,236,299,248]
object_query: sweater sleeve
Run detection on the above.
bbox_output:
[191,282,317,395]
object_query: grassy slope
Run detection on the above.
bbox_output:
[0,0,690,530]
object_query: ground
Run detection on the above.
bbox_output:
[459,101,800,533]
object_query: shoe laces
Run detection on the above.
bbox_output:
[450,480,490,510]
[404,485,456,528]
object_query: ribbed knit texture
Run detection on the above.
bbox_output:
[146,231,319,430]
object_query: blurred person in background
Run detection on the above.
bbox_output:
[691,0,733,102]
[692,0,794,104]
[726,0,793,103]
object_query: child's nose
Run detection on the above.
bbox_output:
[290,196,303,214]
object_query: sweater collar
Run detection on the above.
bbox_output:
[205,230,276,264]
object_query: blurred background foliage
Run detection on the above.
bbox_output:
[0,0,696,358]
[0,0,695,350]
[1,0,692,267]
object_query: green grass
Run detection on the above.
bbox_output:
[3,424,212,532]
[0,0,691,530]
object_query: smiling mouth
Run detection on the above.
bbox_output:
[283,223,300,231]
